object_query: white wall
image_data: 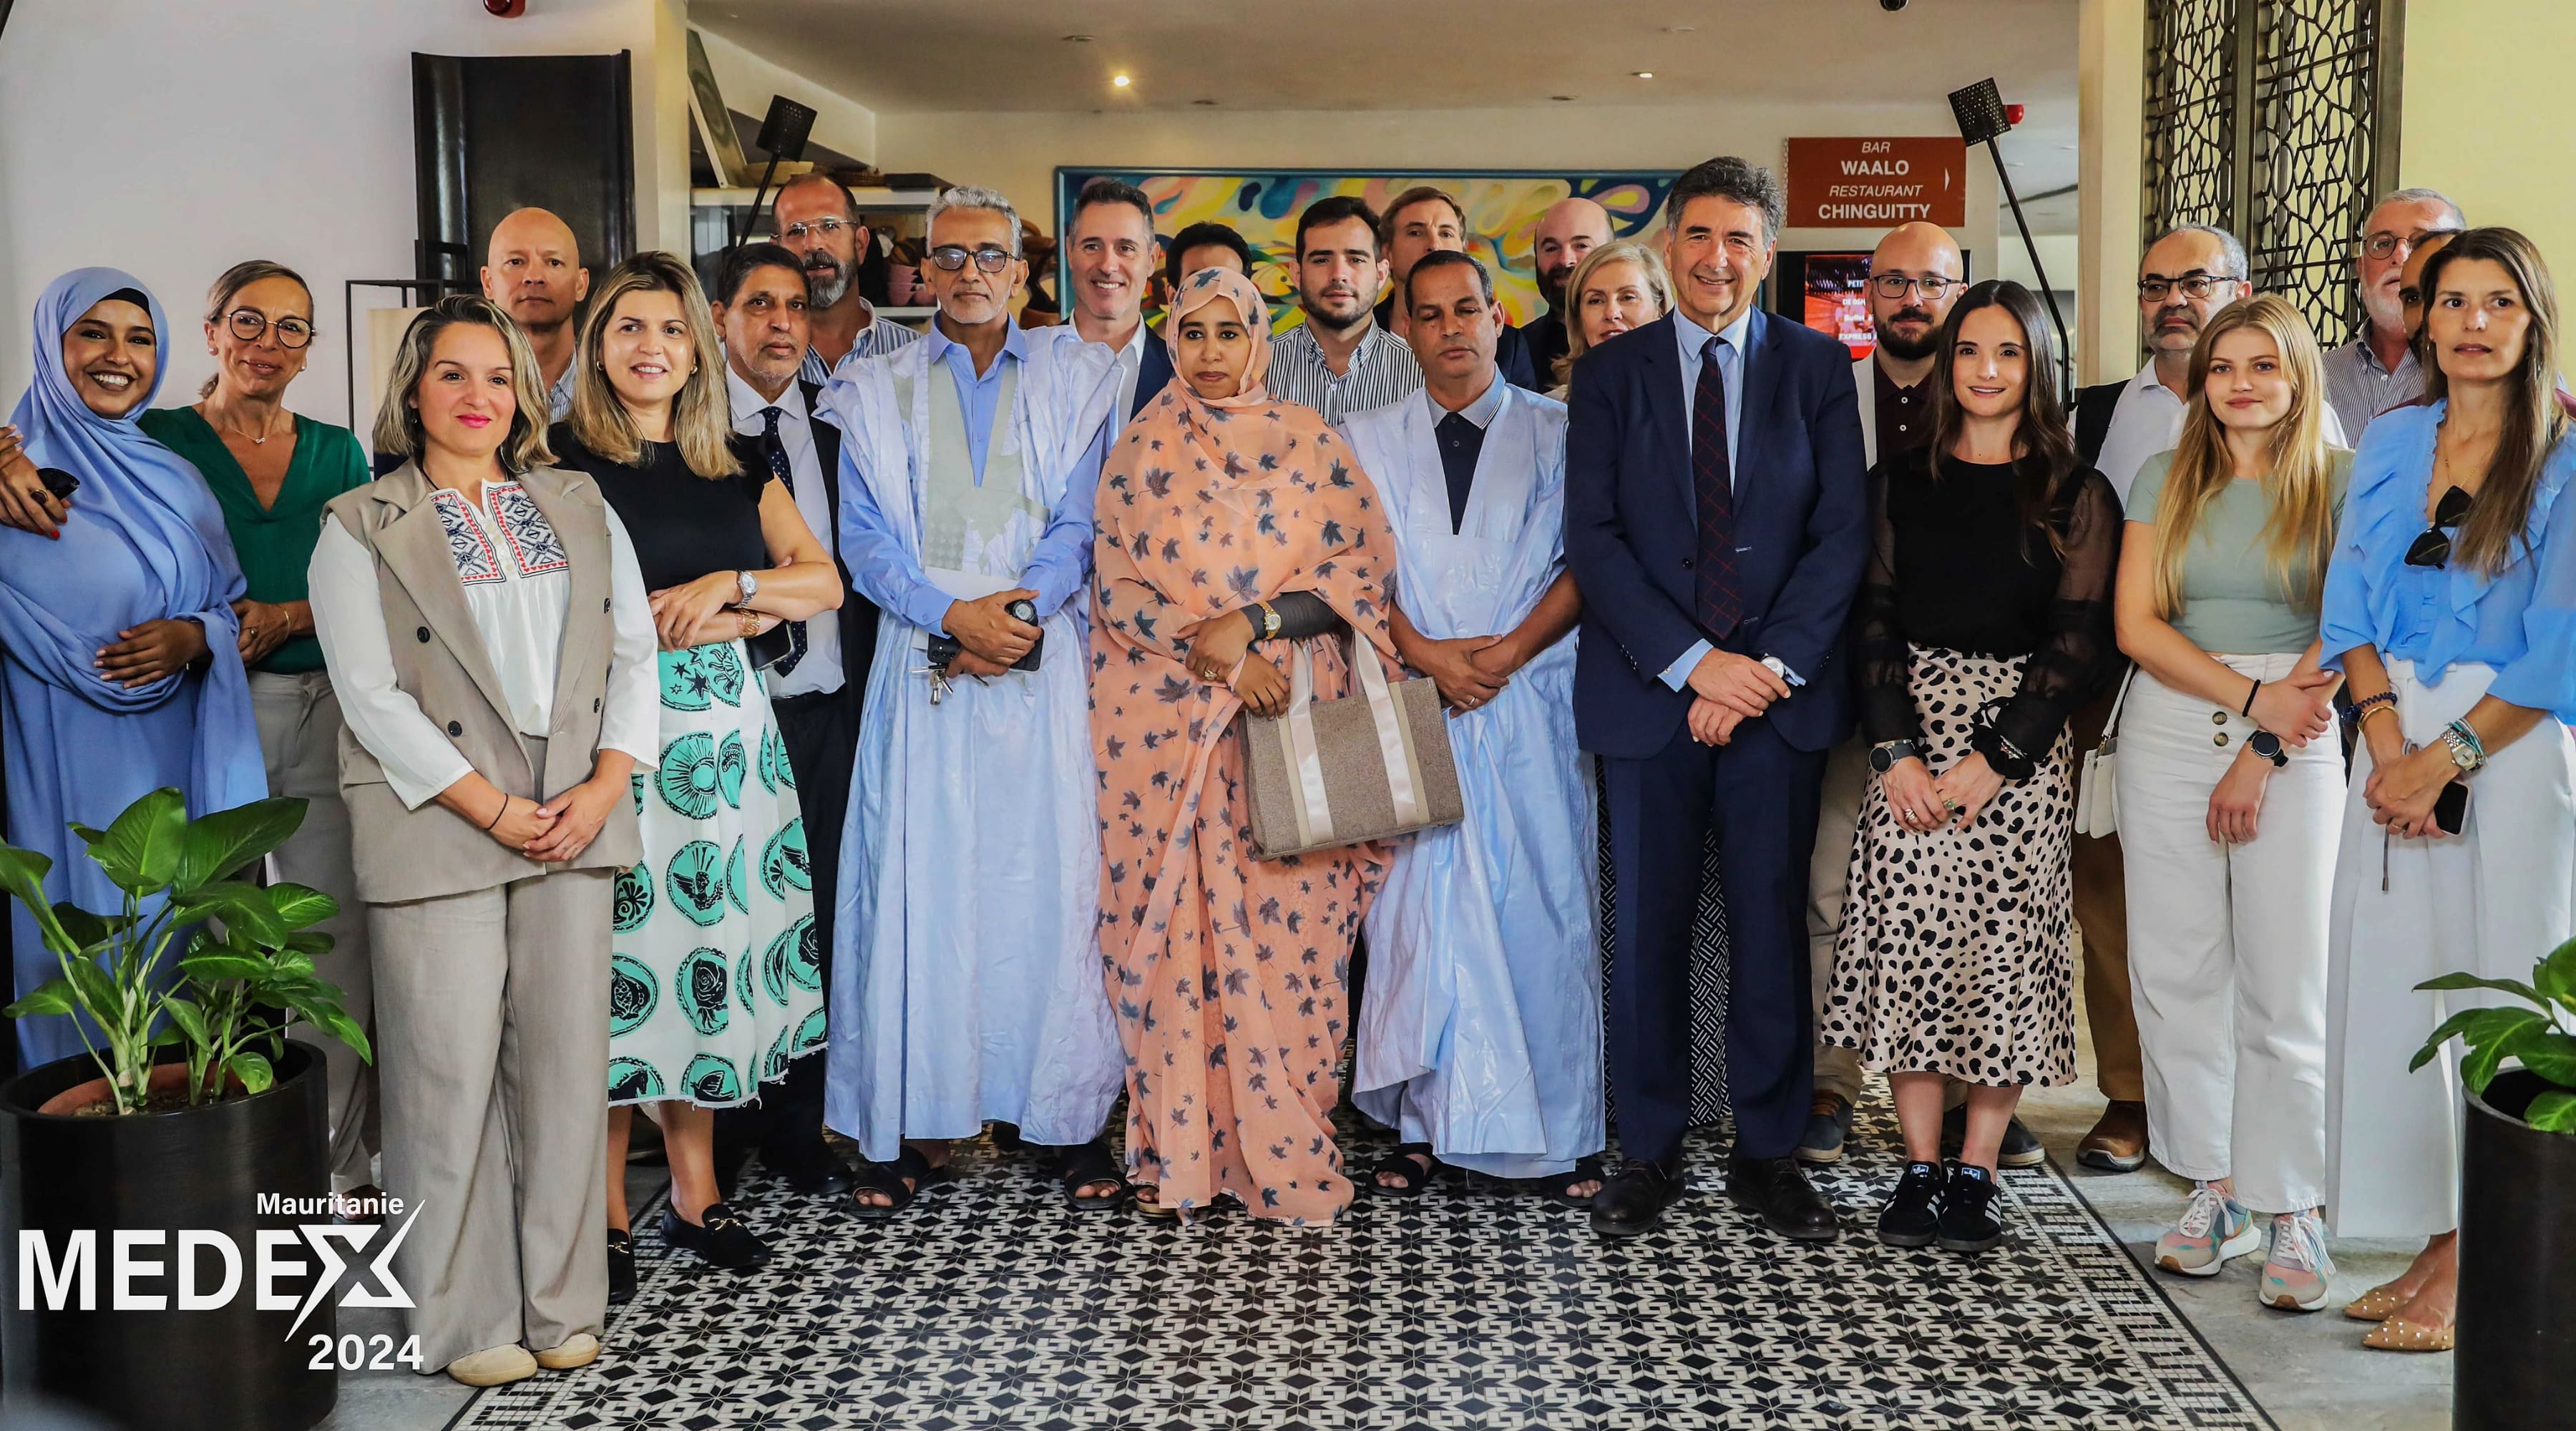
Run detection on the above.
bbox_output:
[0,0,691,428]
[696,26,879,168]
[874,99,2003,268]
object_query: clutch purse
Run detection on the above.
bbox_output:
[2074,666,2136,839]
[1239,633,1463,860]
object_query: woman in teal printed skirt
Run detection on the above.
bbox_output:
[549,253,844,1290]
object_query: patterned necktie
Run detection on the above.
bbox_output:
[1692,334,1740,640]
[757,406,807,678]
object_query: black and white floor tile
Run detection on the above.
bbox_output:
[457,1106,2272,1431]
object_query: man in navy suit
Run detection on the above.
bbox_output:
[1065,177,1173,420]
[1564,157,1869,1240]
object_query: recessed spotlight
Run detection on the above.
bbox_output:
[1063,34,1093,42]
[1631,71,1654,79]
[1112,73,1131,88]
[1665,24,1694,32]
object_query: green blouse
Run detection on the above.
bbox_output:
[140,406,371,673]
[2126,446,2353,656]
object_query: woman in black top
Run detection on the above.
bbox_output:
[550,252,841,1292]
[1818,280,2119,1255]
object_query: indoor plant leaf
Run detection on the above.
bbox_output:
[2416,972,2546,1005]
[2501,1027,2576,1088]
[159,995,210,1048]
[223,1050,274,1097]
[261,881,337,931]
[2535,937,2576,1005]
[1,979,80,1020]
[171,797,307,894]
[169,881,286,947]
[84,787,188,893]
[180,952,276,985]
[48,902,117,952]
[2526,1090,2576,1133]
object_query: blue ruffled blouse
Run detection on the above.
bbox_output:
[2320,401,2576,723]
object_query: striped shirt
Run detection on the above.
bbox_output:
[798,309,922,386]
[1266,320,1423,427]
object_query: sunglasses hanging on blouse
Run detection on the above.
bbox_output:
[2404,484,2474,568]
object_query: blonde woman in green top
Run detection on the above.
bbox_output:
[137,259,378,1198]
[2110,293,2350,1312]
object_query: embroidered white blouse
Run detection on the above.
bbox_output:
[309,476,660,809]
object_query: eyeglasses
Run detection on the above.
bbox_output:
[2363,228,2461,261]
[1870,274,1961,301]
[226,309,314,348]
[2137,273,2242,302]
[779,218,857,243]
[927,245,1015,273]
[2404,484,2474,567]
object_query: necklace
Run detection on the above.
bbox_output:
[218,407,287,446]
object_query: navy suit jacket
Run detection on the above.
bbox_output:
[1132,328,1174,419]
[1563,308,1870,758]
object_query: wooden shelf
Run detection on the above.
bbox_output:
[691,186,938,210]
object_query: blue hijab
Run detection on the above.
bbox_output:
[0,267,262,811]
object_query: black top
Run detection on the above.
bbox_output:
[548,425,770,592]
[1870,361,1934,462]
[1855,449,2120,777]
[1435,411,1486,532]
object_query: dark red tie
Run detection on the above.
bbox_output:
[1692,335,1740,639]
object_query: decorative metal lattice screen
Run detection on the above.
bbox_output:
[2140,0,2401,348]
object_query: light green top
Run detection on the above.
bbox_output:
[2127,446,2353,655]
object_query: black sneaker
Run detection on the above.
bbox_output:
[1936,1163,2005,1254]
[1875,1161,1945,1248]
[606,1227,635,1305]
[1939,1106,2047,1168]
[662,1200,771,1270]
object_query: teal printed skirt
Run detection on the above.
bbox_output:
[607,640,826,1107]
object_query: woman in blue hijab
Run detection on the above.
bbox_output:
[0,268,265,1068]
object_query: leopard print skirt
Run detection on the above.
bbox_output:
[1819,645,2077,1088]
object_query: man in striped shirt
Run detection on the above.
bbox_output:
[1267,195,1423,426]
[772,172,919,386]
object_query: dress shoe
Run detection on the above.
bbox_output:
[1936,1163,2005,1254]
[1727,1153,1842,1241]
[1938,1106,2047,1168]
[771,1148,856,1198]
[606,1227,635,1305]
[534,1333,600,1370]
[1796,1091,1855,1164]
[2079,1100,2150,1172]
[1875,1161,1945,1248]
[445,1344,538,1387]
[662,1200,771,1270]
[1591,1158,1684,1239]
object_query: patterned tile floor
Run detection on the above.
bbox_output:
[452,1105,2273,1431]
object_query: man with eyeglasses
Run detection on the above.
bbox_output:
[773,173,919,386]
[478,207,590,420]
[2323,188,2464,439]
[821,185,1128,1215]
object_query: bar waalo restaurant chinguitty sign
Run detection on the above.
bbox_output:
[1785,137,1968,228]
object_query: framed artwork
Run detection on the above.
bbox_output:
[1055,167,1681,329]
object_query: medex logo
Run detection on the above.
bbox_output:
[16,1193,419,1339]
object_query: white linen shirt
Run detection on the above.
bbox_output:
[2097,362,2346,506]
[728,366,844,698]
[309,479,660,809]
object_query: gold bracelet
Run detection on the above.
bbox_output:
[737,608,757,638]
[2358,703,2400,734]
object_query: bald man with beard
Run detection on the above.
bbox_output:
[479,207,590,419]
[1526,196,1615,381]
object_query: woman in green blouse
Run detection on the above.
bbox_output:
[140,260,376,1196]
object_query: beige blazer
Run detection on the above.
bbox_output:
[326,461,642,903]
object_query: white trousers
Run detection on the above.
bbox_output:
[2116,653,2340,1213]
[2324,661,2576,1238]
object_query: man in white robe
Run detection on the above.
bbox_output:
[1344,251,1601,1198]
[821,186,1126,1206]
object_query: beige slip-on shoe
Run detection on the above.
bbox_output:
[534,1333,601,1370]
[445,1344,539,1387]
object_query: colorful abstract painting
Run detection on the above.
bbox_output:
[1055,167,1679,328]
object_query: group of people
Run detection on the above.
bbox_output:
[0,155,2567,1386]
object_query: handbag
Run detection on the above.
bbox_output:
[2074,665,2137,839]
[1239,633,1464,859]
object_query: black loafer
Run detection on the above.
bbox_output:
[1936,1163,2005,1254]
[1727,1152,1842,1241]
[663,1200,772,1270]
[1875,1161,1945,1249]
[1591,1158,1684,1239]
[606,1227,635,1305]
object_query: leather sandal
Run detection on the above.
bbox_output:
[1051,1139,1131,1214]
[1368,1143,1439,1198]
[1541,1156,1607,1209]
[849,1146,950,1219]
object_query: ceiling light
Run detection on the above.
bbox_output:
[1665,24,1694,32]
[1113,74,1131,88]
[1194,99,1218,106]
[1551,95,1576,102]
[1631,71,1654,79]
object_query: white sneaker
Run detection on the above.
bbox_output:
[2260,1211,2337,1312]
[2155,1183,2259,1276]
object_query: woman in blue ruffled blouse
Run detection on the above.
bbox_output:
[2316,228,2576,1354]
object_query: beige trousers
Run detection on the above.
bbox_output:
[370,866,611,1369]
[1806,738,1871,1104]
[250,670,377,1191]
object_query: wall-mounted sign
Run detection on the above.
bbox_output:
[1785,137,1968,229]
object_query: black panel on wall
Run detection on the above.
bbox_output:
[413,52,636,286]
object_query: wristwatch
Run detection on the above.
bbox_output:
[1868,739,1920,773]
[1760,655,1795,688]
[2247,731,2288,768]
[735,569,760,603]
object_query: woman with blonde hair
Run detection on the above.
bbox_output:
[549,252,845,1290]
[1548,239,1672,398]
[2321,227,2576,1352]
[2111,293,2351,1308]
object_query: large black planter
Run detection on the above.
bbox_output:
[2457,1068,2576,1431]
[0,1040,335,1431]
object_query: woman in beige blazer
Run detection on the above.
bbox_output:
[308,296,660,1388]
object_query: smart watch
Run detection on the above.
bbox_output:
[2247,730,2288,768]
[1868,739,1920,773]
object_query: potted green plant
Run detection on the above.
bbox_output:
[2411,937,2576,1430]
[0,787,370,1431]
